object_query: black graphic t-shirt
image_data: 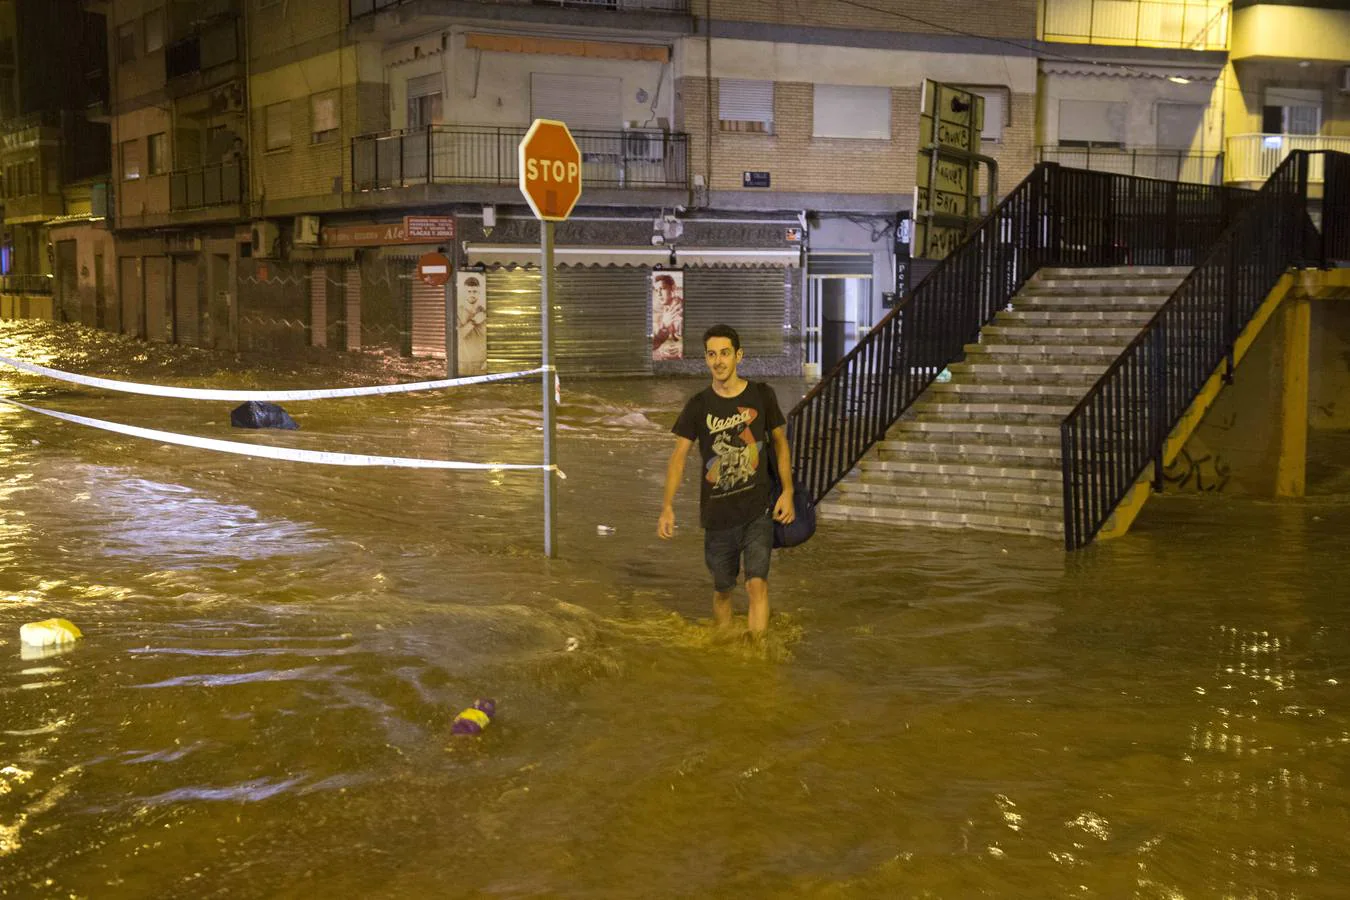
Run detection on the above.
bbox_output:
[672,381,786,531]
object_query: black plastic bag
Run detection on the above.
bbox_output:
[230,401,299,431]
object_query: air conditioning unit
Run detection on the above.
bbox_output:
[251,221,281,258]
[624,129,665,163]
[1340,66,1350,94]
[293,215,321,246]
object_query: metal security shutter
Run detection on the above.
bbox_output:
[345,265,362,351]
[530,73,621,131]
[808,253,874,276]
[144,256,169,342]
[684,268,786,358]
[119,258,142,337]
[310,265,327,348]
[486,268,649,375]
[173,257,199,346]
[719,79,774,129]
[55,241,78,324]
[411,278,445,358]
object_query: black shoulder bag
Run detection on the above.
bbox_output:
[759,382,817,549]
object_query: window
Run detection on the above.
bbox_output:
[962,88,1006,144]
[813,84,890,140]
[719,79,774,134]
[116,22,136,64]
[311,92,339,143]
[1057,99,1126,149]
[121,139,141,180]
[147,132,167,175]
[1262,87,1322,136]
[406,75,443,131]
[144,9,164,54]
[265,101,291,150]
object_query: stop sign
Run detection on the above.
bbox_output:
[518,119,583,222]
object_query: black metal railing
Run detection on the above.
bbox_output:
[169,159,245,211]
[0,274,54,295]
[350,0,689,18]
[351,125,687,191]
[1059,151,1349,550]
[1037,146,1221,186]
[1325,151,1350,263]
[785,163,1254,509]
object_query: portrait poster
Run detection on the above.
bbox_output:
[456,270,487,375]
[651,270,684,361]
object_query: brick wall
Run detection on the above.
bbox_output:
[706,0,1037,39]
[254,83,383,204]
[249,0,343,63]
[678,78,1036,201]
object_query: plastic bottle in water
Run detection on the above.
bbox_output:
[452,698,496,735]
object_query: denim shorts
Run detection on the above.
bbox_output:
[704,511,774,592]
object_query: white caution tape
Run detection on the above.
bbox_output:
[0,354,546,402]
[0,398,565,477]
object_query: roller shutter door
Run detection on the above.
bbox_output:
[119,258,142,338]
[310,266,327,348]
[410,278,445,358]
[144,256,169,343]
[173,257,199,346]
[683,268,787,358]
[486,268,649,375]
[345,265,362,351]
[807,253,873,276]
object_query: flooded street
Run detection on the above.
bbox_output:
[2,320,1349,899]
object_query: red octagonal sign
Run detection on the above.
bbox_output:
[518,119,583,222]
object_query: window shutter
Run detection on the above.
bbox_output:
[813,85,890,140]
[1058,100,1126,145]
[719,80,774,131]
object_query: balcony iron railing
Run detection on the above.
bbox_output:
[351,125,687,192]
[350,0,689,17]
[169,159,245,211]
[1037,147,1221,185]
[0,274,54,295]
[785,163,1255,511]
[1225,134,1350,185]
[1061,150,1350,550]
[1039,0,1228,49]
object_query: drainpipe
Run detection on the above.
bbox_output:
[703,0,712,208]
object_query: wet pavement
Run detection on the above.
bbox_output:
[1,320,1348,898]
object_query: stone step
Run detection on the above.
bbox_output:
[1014,295,1168,312]
[1023,279,1182,296]
[890,420,1061,445]
[914,400,1072,425]
[965,343,1122,361]
[1035,266,1191,280]
[851,459,1061,490]
[835,480,1062,516]
[947,361,1106,384]
[876,439,1060,464]
[998,310,1157,327]
[924,382,1087,405]
[981,324,1143,345]
[817,500,1064,538]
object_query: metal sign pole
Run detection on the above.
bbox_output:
[541,220,557,558]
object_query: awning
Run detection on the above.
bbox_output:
[466,245,669,268]
[1040,61,1220,82]
[464,244,801,269]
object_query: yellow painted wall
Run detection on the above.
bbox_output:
[1231,5,1350,62]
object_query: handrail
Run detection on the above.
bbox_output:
[785,163,1255,509]
[1059,150,1349,550]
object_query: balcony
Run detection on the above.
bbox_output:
[351,125,688,192]
[350,0,690,19]
[1039,0,1228,49]
[1038,147,1221,184]
[169,159,246,211]
[1226,134,1350,185]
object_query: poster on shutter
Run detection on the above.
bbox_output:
[456,270,487,375]
[651,270,684,361]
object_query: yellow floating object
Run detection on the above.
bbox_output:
[19,618,83,647]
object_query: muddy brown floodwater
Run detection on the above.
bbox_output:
[1,320,1349,899]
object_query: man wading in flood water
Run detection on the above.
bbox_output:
[658,324,795,635]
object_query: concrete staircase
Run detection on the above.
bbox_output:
[818,266,1190,539]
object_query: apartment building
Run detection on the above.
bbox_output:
[0,0,110,324]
